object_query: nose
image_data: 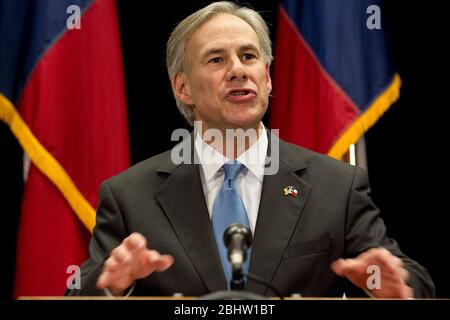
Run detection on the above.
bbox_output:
[226,56,248,82]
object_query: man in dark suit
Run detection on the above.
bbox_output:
[67,1,434,298]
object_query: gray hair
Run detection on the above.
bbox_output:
[166,1,273,126]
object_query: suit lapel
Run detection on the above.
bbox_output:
[247,135,312,295]
[154,139,227,293]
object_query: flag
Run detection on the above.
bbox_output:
[0,0,130,297]
[270,0,400,159]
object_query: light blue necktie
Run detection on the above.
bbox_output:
[212,160,251,287]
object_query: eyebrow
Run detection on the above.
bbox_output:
[240,44,260,53]
[200,44,260,61]
[201,48,227,60]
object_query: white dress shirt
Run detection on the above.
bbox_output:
[194,124,268,234]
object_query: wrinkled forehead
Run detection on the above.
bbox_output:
[186,13,261,59]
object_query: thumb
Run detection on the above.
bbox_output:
[331,258,352,277]
[154,254,174,272]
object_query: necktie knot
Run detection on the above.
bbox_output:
[223,161,246,182]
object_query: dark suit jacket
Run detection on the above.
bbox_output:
[68,133,435,297]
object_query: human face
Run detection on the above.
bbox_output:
[173,14,272,134]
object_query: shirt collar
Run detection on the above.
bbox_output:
[195,123,268,183]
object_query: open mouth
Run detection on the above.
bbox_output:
[230,90,252,96]
[227,88,257,100]
[229,89,256,96]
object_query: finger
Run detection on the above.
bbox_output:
[362,248,403,280]
[402,285,414,299]
[104,271,132,291]
[331,258,364,277]
[104,256,120,273]
[331,259,346,276]
[144,251,174,272]
[96,270,112,289]
[124,233,147,252]
[373,256,407,283]
[359,247,384,261]
[366,266,411,298]
[374,248,397,268]
[374,248,404,271]
[111,245,131,263]
[107,276,133,294]
[364,262,408,286]
[364,259,403,282]
[154,254,174,272]
[381,270,406,283]
[399,267,410,282]
[357,248,389,267]
[146,250,163,270]
[389,256,406,277]
[393,256,404,268]
[97,269,135,294]
[334,249,399,280]
[97,255,126,289]
[380,282,413,299]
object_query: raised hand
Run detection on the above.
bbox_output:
[331,247,413,298]
[96,232,174,295]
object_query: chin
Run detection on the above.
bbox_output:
[228,109,264,124]
[226,117,261,130]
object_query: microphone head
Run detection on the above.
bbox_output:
[223,223,252,249]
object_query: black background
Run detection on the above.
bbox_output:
[1,0,449,300]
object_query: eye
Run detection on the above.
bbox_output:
[243,53,256,61]
[208,57,223,64]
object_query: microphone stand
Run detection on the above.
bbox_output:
[201,255,284,300]
[200,270,284,300]
[230,262,245,291]
[200,223,284,300]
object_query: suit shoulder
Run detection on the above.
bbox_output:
[104,149,173,189]
[279,139,359,178]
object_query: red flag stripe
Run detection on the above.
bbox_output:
[270,6,359,156]
[14,0,130,297]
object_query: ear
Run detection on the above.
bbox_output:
[172,73,194,105]
[265,63,272,93]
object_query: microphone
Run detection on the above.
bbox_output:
[206,223,283,299]
[223,223,252,290]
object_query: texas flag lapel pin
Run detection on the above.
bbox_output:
[283,185,298,197]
